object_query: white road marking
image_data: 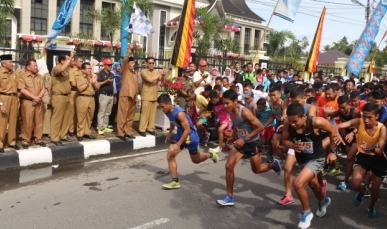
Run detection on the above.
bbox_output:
[88,149,167,164]
[129,218,170,229]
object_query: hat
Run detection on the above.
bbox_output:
[0,54,12,61]
[243,90,253,98]
[212,67,219,72]
[199,60,207,66]
[102,58,112,65]
[183,67,190,71]
[128,57,135,62]
[329,73,334,76]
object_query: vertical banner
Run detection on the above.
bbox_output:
[305,7,326,73]
[273,0,302,22]
[346,0,387,76]
[171,0,195,68]
[46,0,78,50]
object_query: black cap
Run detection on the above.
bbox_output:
[0,54,12,61]
[128,56,135,62]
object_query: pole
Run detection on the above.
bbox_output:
[120,0,130,62]
[366,0,370,23]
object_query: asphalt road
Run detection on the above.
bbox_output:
[0,147,386,229]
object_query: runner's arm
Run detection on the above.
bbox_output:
[281,120,293,149]
[307,104,318,117]
[314,117,345,146]
[336,118,361,129]
[263,111,275,128]
[374,125,386,156]
[353,108,361,118]
[242,107,264,139]
[174,112,191,147]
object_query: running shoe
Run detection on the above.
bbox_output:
[321,180,327,196]
[98,129,104,135]
[273,159,282,175]
[278,195,294,205]
[216,195,235,206]
[107,125,114,130]
[354,192,363,206]
[209,146,221,154]
[364,186,371,198]
[327,168,341,176]
[211,152,219,163]
[337,181,347,191]
[321,168,329,176]
[298,211,313,229]
[316,197,331,217]
[368,206,376,218]
[103,127,114,133]
[162,181,180,189]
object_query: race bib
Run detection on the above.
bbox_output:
[301,142,313,154]
[237,128,248,137]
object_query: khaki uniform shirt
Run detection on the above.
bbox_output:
[0,67,17,94]
[140,68,159,101]
[120,55,138,99]
[18,72,44,97]
[76,73,96,95]
[69,67,81,89]
[42,73,51,104]
[51,64,71,95]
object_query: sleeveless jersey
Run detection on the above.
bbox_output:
[271,101,283,126]
[288,116,325,165]
[230,106,259,143]
[339,107,355,133]
[166,105,199,144]
[356,119,382,155]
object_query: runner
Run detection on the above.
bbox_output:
[282,103,344,228]
[216,90,281,206]
[157,94,219,189]
[337,102,387,218]
[255,98,275,160]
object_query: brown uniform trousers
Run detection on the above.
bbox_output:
[14,68,26,139]
[0,67,19,148]
[67,67,79,134]
[117,55,139,137]
[18,72,45,145]
[139,68,159,132]
[75,74,97,137]
[42,73,52,135]
[50,64,72,142]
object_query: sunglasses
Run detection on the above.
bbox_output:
[148,62,155,64]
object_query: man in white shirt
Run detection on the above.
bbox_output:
[193,60,211,94]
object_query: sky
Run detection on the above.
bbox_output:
[245,0,387,50]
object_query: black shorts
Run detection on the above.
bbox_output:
[236,140,262,157]
[354,152,387,178]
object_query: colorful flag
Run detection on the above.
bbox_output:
[46,0,78,50]
[273,0,302,22]
[346,0,387,76]
[305,7,326,73]
[171,0,196,68]
[368,61,375,73]
[126,3,155,36]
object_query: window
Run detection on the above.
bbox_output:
[101,2,115,41]
[31,0,48,35]
[254,30,260,48]
[80,0,94,35]
[234,31,240,45]
[2,20,12,48]
[57,0,71,36]
[159,11,166,58]
[244,28,251,53]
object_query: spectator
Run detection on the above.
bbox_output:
[139,57,167,136]
[242,62,256,85]
[222,67,234,84]
[37,59,51,138]
[109,62,121,128]
[210,67,220,85]
[97,58,116,135]
[187,89,210,145]
[176,67,193,110]
[193,60,211,94]
[68,56,84,137]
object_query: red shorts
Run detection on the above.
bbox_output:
[261,126,275,141]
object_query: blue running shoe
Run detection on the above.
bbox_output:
[298,211,313,229]
[316,197,331,217]
[338,181,347,191]
[354,192,363,206]
[273,159,282,175]
[368,206,376,218]
[216,195,235,206]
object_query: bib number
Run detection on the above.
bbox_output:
[237,128,248,137]
[301,142,313,154]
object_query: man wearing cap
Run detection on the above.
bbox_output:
[96,58,116,135]
[51,50,76,146]
[193,60,211,94]
[0,54,20,152]
[18,59,46,149]
[68,56,83,138]
[117,44,138,140]
[139,57,168,136]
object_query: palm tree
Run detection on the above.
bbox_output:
[322,44,332,52]
[267,30,296,59]
[0,0,15,44]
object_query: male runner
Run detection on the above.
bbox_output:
[282,103,343,229]
[158,94,219,189]
[216,90,281,206]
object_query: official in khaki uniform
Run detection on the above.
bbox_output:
[139,57,167,136]
[117,46,138,140]
[68,56,82,136]
[0,55,20,152]
[37,59,52,136]
[75,62,99,141]
[50,50,76,146]
[18,59,46,149]
[14,67,26,139]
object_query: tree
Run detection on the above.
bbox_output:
[266,30,296,59]
[0,0,15,45]
[322,44,331,52]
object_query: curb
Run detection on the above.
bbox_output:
[0,134,170,171]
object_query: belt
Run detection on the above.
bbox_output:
[100,93,113,96]
[53,93,70,96]
[71,88,77,91]
[0,92,17,96]
[79,94,95,97]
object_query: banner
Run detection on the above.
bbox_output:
[126,3,155,36]
[346,0,387,76]
[273,0,302,22]
[171,0,195,68]
[305,7,326,73]
[46,0,78,50]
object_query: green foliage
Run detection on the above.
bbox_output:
[214,37,240,53]
[0,0,15,43]
[267,30,308,62]
[323,36,355,55]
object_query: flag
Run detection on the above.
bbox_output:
[126,3,155,36]
[273,0,302,22]
[347,0,387,76]
[368,61,375,73]
[171,0,195,68]
[46,0,78,50]
[305,7,326,73]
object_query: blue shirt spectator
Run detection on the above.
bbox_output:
[112,62,121,92]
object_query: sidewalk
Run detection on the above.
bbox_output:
[0,121,170,171]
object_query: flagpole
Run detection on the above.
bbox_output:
[120,0,131,61]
